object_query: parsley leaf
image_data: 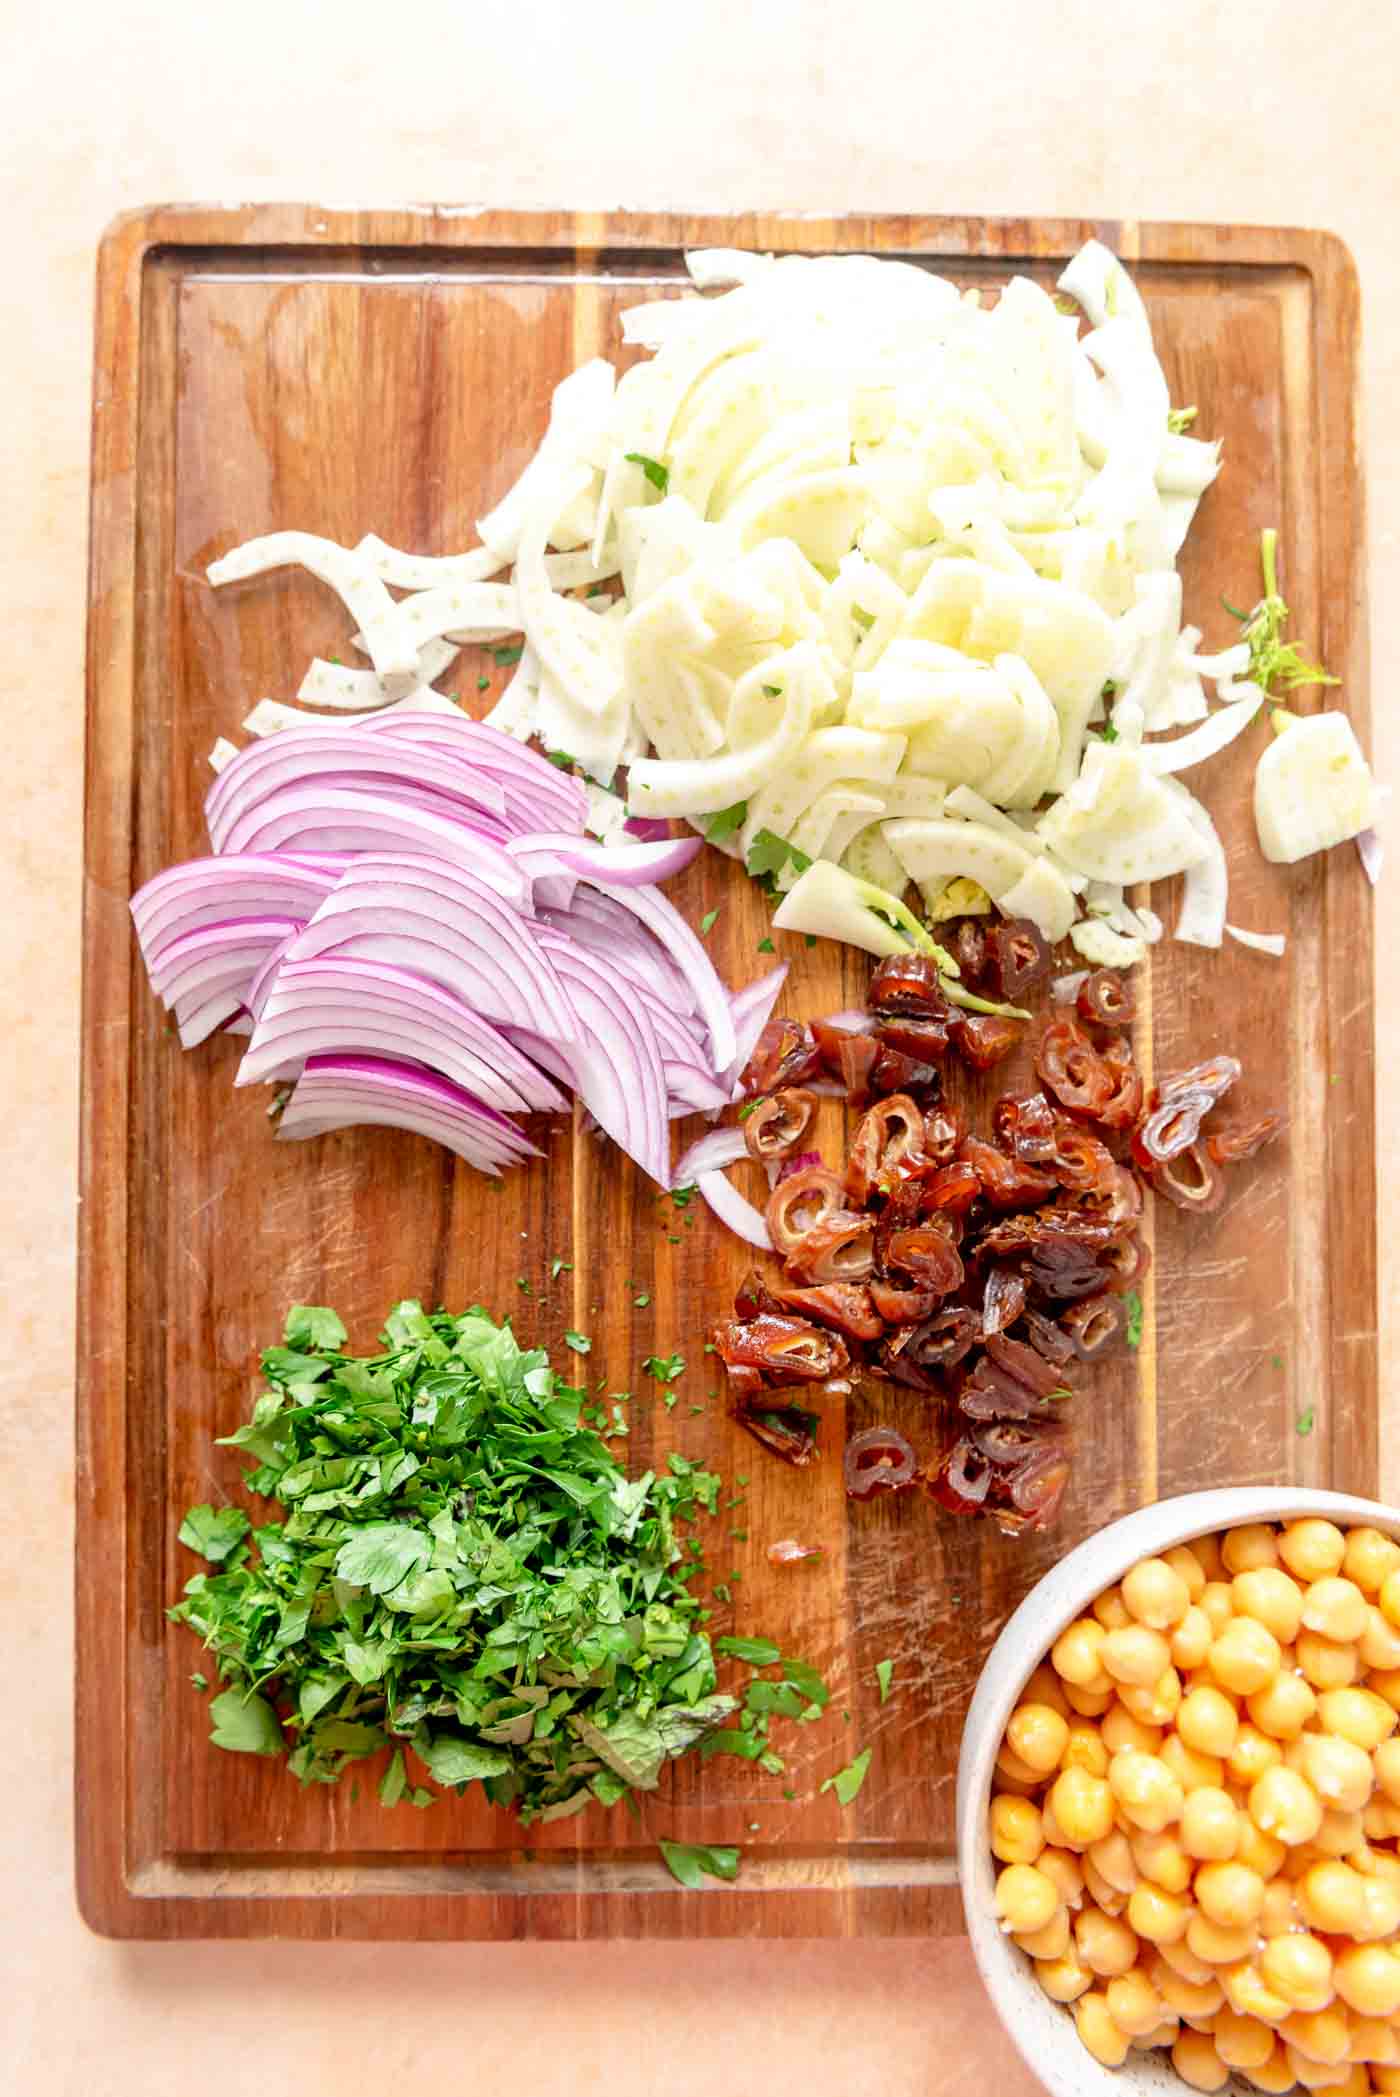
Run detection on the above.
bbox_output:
[550,1257,572,1280]
[756,936,775,954]
[492,643,524,668]
[545,749,577,770]
[177,1504,251,1565]
[745,828,813,897]
[699,907,720,936]
[1099,720,1119,744]
[624,452,669,493]
[1124,1290,1144,1349]
[875,1659,894,1705]
[1297,1407,1316,1437]
[1167,405,1199,434]
[563,1330,592,1355]
[716,1636,781,1666]
[821,1747,873,1806]
[285,1304,347,1353]
[643,1352,686,1385]
[657,1839,740,1889]
[705,801,747,843]
[781,1658,831,1709]
[208,1689,284,1756]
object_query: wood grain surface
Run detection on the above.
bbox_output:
[78,206,1374,1940]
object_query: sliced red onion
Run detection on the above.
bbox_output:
[673,1125,750,1183]
[355,711,587,830]
[508,830,702,889]
[777,1148,825,1183]
[1357,827,1384,886]
[818,1008,875,1034]
[218,786,529,901]
[131,854,336,959]
[147,917,302,1004]
[205,727,509,843]
[576,879,736,1075]
[1050,969,1091,1002]
[696,1168,773,1250]
[623,815,673,843]
[279,1054,540,1174]
[728,964,789,1091]
[542,936,670,1184]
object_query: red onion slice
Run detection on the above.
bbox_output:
[218,786,530,900]
[205,727,509,841]
[1357,827,1384,887]
[695,1168,773,1250]
[280,1054,540,1173]
[673,1126,750,1183]
[508,831,702,889]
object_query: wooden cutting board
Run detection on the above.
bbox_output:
[78,206,1375,1940]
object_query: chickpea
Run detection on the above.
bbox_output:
[1347,2017,1398,2066]
[1074,1904,1140,1975]
[1052,1618,1111,1689]
[1105,1967,1164,2036]
[1250,1764,1325,1846]
[1208,1617,1283,1697]
[1279,1519,1347,1583]
[1159,1936,1220,1986]
[1039,1795,1070,1848]
[1093,1584,1133,1631]
[1260,1931,1336,2011]
[1046,1765,1115,1849]
[1299,1859,1369,1935]
[1360,1605,1400,1673]
[1354,1875,1400,1941]
[1298,1732,1375,1813]
[1344,1525,1400,1594]
[1365,1797,1400,1838]
[1284,2049,1353,2090]
[1196,1859,1267,1927]
[1013,1908,1071,1959]
[1352,1841,1400,1886]
[1172,2028,1230,2090]
[1248,1669,1318,1741]
[1128,1878,1191,1946]
[1224,1524,1282,1576]
[1280,2005,1351,2065]
[1118,1668,1183,1728]
[1162,1734,1226,1793]
[1006,1702,1070,1774]
[1234,1811,1287,1879]
[995,1862,1059,1934]
[1172,1606,1214,1672]
[1212,2006,1280,2071]
[1036,1847,1085,1909]
[1179,1684,1241,1759]
[1200,1581,1236,1635]
[1333,1944,1400,2018]
[1035,1947,1093,2003]
[1380,1567,1400,1632]
[1301,1576,1369,1645]
[1187,1913,1256,1965]
[1312,1808,1365,1857]
[1074,1989,1132,2067]
[1083,1855,1129,1913]
[1020,1662,1071,1717]
[1063,1682,1114,1717]
[1180,1786,1240,1862]
[1165,1543,1209,1600]
[995,1741,1044,1787]
[1230,1723,1285,1786]
[1240,2042,1294,2091]
[1368,1667,1400,1713]
[1151,1953,1226,2019]
[1259,1877,1302,1936]
[1110,1748,1184,1833]
[1373,1737,1400,1804]
[1086,1828,1137,1895]
[1191,1533,1228,1583]
[1136,2015,1183,2052]
[1234,1566,1306,1644]
[1101,1702,1163,1757]
[1223,1959,1293,2027]
[1297,1629,1361,1691]
[1059,1720,1110,1776]
[989,1793,1045,1865]
[1123,1555,1193,1631]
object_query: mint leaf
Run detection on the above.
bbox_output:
[177,1504,250,1564]
[821,1747,873,1806]
[658,1839,740,1889]
[624,452,669,493]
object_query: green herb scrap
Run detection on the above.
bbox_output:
[1229,528,1339,699]
[658,1838,740,1889]
[875,1659,894,1705]
[624,452,670,494]
[170,1301,734,1823]
[1123,1290,1144,1349]
[745,828,813,898]
[821,1747,873,1806]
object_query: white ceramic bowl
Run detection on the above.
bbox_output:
[956,1486,1400,2097]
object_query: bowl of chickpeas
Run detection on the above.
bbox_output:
[956,1488,1400,2097]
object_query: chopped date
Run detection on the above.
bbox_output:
[733,1399,822,1467]
[1147,1140,1226,1213]
[709,1313,851,1383]
[922,1102,964,1162]
[994,1090,1059,1164]
[767,1280,885,1343]
[867,953,950,1018]
[875,1012,953,1061]
[1061,1293,1128,1359]
[845,1094,927,1205]
[1076,969,1136,1029]
[881,1225,965,1299]
[782,1211,877,1286]
[844,1426,918,1500]
[1036,1011,1116,1116]
[960,1135,1058,1210]
[1207,1113,1283,1166]
[740,1017,823,1094]
[744,1088,817,1161]
[952,1011,1026,1070]
[985,918,1052,1001]
[766,1164,846,1253]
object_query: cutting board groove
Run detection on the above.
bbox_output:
[78,206,1374,1940]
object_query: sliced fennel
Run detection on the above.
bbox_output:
[1254,712,1377,864]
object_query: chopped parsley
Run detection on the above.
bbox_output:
[563,1330,592,1355]
[745,828,813,897]
[1297,1407,1316,1437]
[545,749,577,770]
[633,1291,651,1308]
[756,936,775,954]
[1123,1290,1144,1349]
[1167,405,1199,434]
[658,1839,739,1888]
[705,801,748,844]
[820,1748,873,1807]
[699,907,720,936]
[550,1258,572,1280]
[643,1352,686,1385]
[491,643,524,668]
[624,452,670,493]
[716,1637,781,1666]
[875,1659,894,1705]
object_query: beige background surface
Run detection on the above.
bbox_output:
[5,1,1395,2090]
